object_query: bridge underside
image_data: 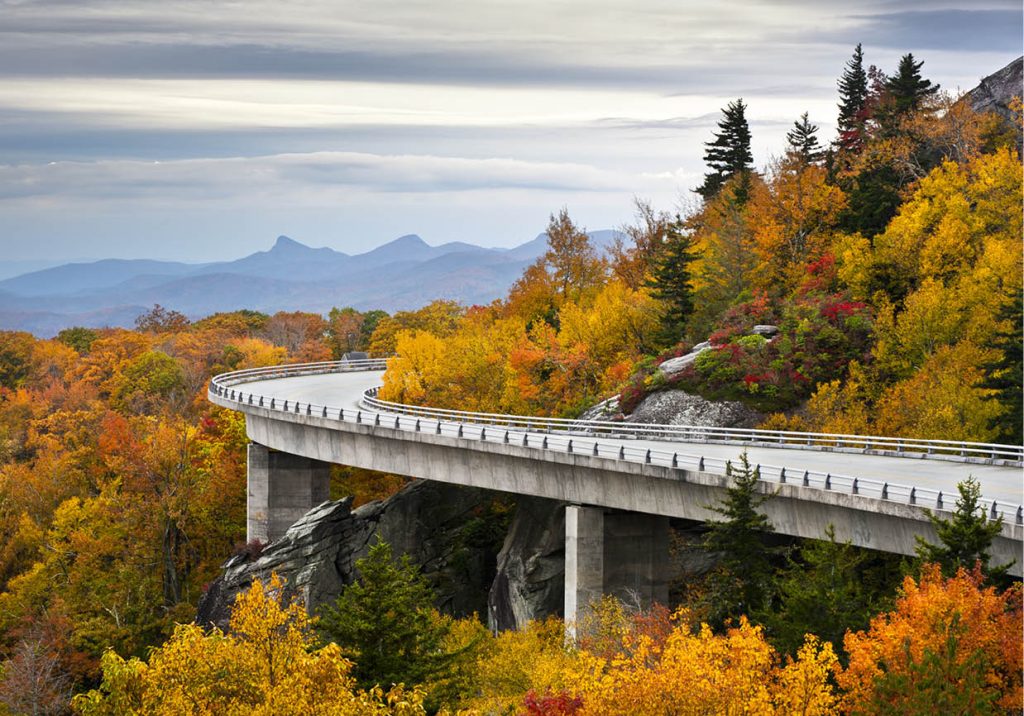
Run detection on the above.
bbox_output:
[241,410,1023,608]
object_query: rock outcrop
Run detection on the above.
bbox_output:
[658,341,712,377]
[625,389,762,429]
[196,480,507,630]
[965,57,1023,122]
[488,497,565,632]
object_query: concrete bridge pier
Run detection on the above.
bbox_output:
[564,505,670,637]
[247,443,331,543]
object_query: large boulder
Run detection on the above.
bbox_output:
[487,497,565,632]
[658,342,712,377]
[196,480,507,630]
[626,389,762,428]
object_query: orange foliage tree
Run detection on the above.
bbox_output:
[838,565,1023,714]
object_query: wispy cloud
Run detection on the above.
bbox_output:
[0,0,1017,261]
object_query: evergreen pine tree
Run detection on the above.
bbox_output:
[645,219,696,347]
[836,43,869,152]
[915,477,1011,581]
[785,112,825,164]
[700,452,775,624]
[761,525,875,657]
[980,292,1023,445]
[319,540,453,691]
[885,53,940,115]
[697,99,753,203]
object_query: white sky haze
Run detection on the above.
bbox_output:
[0,0,1020,261]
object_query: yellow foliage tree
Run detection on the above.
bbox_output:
[72,575,426,716]
[873,342,1001,442]
[566,614,838,716]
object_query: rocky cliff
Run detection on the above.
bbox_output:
[965,56,1023,123]
[196,480,510,630]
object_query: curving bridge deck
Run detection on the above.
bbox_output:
[209,360,1024,619]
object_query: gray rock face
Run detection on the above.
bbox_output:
[626,389,763,429]
[658,343,713,376]
[196,480,505,630]
[751,324,779,337]
[966,57,1023,122]
[488,497,565,632]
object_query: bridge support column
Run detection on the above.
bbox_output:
[564,506,670,638]
[565,505,604,638]
[247,443,331,544]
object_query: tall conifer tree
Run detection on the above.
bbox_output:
[885,53,940,115]
[697,99,753,203]
[981,292,1023,445]
[786,112,825,164]
[836,43,869,152]
[646,219,696,346]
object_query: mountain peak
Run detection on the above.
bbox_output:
[271,235,308,252]
[390,234,428,248]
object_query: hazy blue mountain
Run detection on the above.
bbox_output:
[0,229,625,336]
[0,259,90,281]
[0,258,202,297]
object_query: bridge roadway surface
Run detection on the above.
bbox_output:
[233,369,1024,506]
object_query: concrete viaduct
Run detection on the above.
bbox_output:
[209,360,1024,625]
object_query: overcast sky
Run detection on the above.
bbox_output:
[1,0,1020,262]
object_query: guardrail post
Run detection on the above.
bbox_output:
[852,478,858,495]
[989,501,997,520]
[1017,506,1022,525]
[698,456,704,471]
[645,449,651,464]
[567,439,573,453]
[802,470,809,487]
[542,436,548,449]
[306,404,311,415]
[523,434,529,447]
[779,467,786,484]
[882,483,888,500]
[909,487,916,505]
[592,442,599,456]
[249,395,254,405]
[481,428,487,441]
[898,439,904,454]
[356,411,361,424]
[283,400,288,411]
[321,406,327,417]
[270,398,275,409]
[672,453,678,468]
[457,425,463,437]
[395,416,401,429]
[936,491,943,509]
[436,421,442,435]
[618,446,625,460]
[374,414,380,426]
[504,431,509,444]
[824,473,831,490]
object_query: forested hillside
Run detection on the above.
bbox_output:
[0,50,1021,715]
[382,52,1023,448]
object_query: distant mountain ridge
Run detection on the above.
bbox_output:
[0,231,622,336]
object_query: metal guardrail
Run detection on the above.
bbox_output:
[208,360,1024,526]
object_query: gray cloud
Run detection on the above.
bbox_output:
[848,9,1022,52]
[0,0,1016,262]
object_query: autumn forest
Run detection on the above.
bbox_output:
[0,47,1022,715]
